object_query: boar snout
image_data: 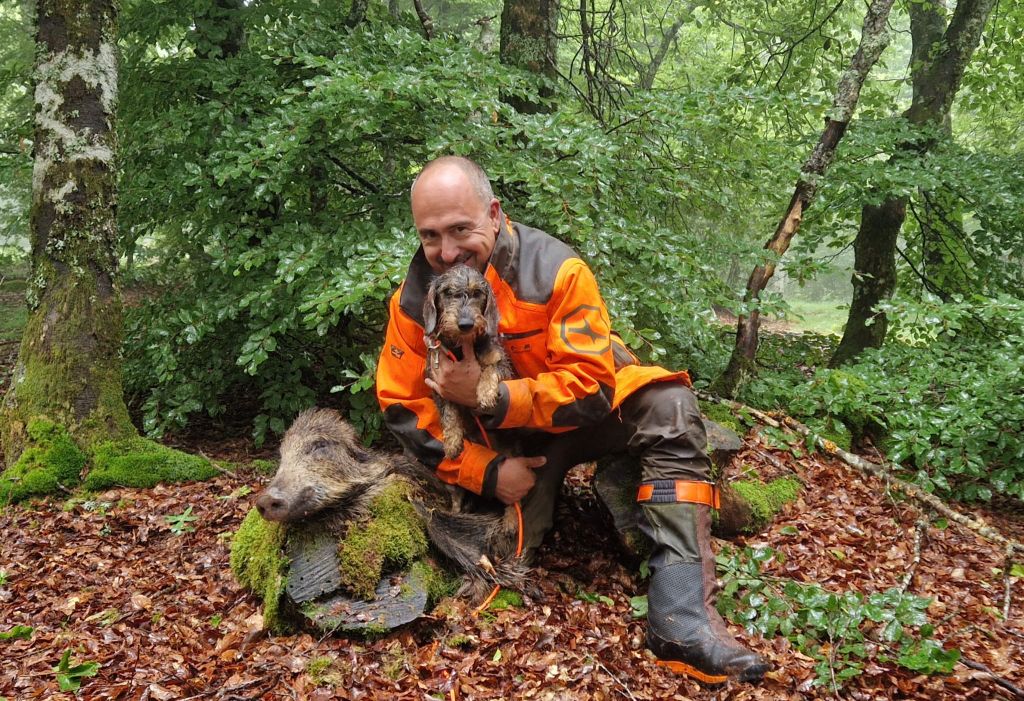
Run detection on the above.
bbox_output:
[256,484,317,522]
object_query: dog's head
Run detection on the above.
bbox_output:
[423,264,499,345]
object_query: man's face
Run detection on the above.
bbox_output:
[411,166,500,274]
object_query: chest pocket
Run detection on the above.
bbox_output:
[501,328,545,378]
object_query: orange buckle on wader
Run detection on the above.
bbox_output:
[636,480,720,509]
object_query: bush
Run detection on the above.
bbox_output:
[790,296,1024,501]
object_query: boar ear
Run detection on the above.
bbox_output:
[350,446,372,463]
[423,281,439,336]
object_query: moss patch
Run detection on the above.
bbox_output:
[0,418,87,503]
[83,437,217,490]
[410,559,460,605]
[230,508,289,632]
[731,477,801,531]
[488,589,524,611]
[337,481,429,599]
[702,402,744,434]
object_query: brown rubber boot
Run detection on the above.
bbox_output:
[640,484,770,685]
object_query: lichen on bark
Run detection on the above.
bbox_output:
[1,0,133,463]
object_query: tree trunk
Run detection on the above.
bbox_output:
[828,199,904,367]
[500,0,560,113]
[830,0,996,366]
[1,0,133,462]
[714,0,896,397]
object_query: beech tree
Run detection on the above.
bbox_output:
[500,0,559,113]
[0,0,133,460]
[829,0,997,367]
[714,0,896,397]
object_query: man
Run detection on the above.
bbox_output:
[376,156,769,684]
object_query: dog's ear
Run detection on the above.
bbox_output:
[423,281,439,336]
[484,286,500,340]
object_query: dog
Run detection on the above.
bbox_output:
[423,264,512,462]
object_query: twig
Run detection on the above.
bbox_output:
[900,516,928,594]
[960,658,1024,699]
[595,658,637,700]
[1004,544,1015,621]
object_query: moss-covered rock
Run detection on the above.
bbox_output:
[730,477,801,531]
[702,402,745,435]
[230,508,289,632]
[83,437,218,490]
[337,481,429,599]
[0,418,87,503]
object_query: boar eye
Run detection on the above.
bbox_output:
[310,439,332,452]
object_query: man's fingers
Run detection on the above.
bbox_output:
[424,378,439,393]
[526,456,547,469]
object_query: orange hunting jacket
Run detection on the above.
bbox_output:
[376,216,690,497]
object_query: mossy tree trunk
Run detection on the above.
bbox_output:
[1,0,134,463]
[830,0,996,367]
[499,0,559,113]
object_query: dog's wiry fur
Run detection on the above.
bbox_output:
[256,408,526,599]
[423,264,512,460]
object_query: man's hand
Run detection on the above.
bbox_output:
[424,339,483,409]
[494,455,547,505]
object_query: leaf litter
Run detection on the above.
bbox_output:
[0,428,1021,700]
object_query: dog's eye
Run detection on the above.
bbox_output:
[471,289,485,299]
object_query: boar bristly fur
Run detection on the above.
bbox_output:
[255,408,527,598]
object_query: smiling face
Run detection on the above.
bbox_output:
[411,162,501,274]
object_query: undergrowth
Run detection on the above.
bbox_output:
[717,546,960,692]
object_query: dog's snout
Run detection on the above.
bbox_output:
[458,312,476,332]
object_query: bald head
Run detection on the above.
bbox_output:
[411,156,494,206]
[410,156,502,274]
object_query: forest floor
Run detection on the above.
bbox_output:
[2,416,1023,700]
[1,285,1023,699]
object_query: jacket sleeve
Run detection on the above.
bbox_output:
[376,284,504,496]
[486,259,616,430]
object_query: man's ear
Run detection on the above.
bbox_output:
[423,281,439,336]
[488,198,501,234]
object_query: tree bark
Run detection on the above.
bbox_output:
[714,0,896,397]
[830,0,996,367]
[500,0,560,113]
[1,0,134,462]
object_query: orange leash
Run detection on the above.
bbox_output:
[470,416,523,616]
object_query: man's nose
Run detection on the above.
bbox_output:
[440,238,460,263]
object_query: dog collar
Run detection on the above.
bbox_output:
[426,335,464,362]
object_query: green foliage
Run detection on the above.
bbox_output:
[84,437,217,491]
[116,0,799,443]
[337,481,428,599]
[229,508,290,632]
[53,650,100,692]
[701,402,744,434]
[0,419,87,503]
[165,505,198,535]
[791,296,1024,501]
[0,625,32,641]
[717,546,960,691]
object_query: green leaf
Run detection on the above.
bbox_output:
[629,595,648,619]
[53,650,100,692]
[0,625,33,641]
